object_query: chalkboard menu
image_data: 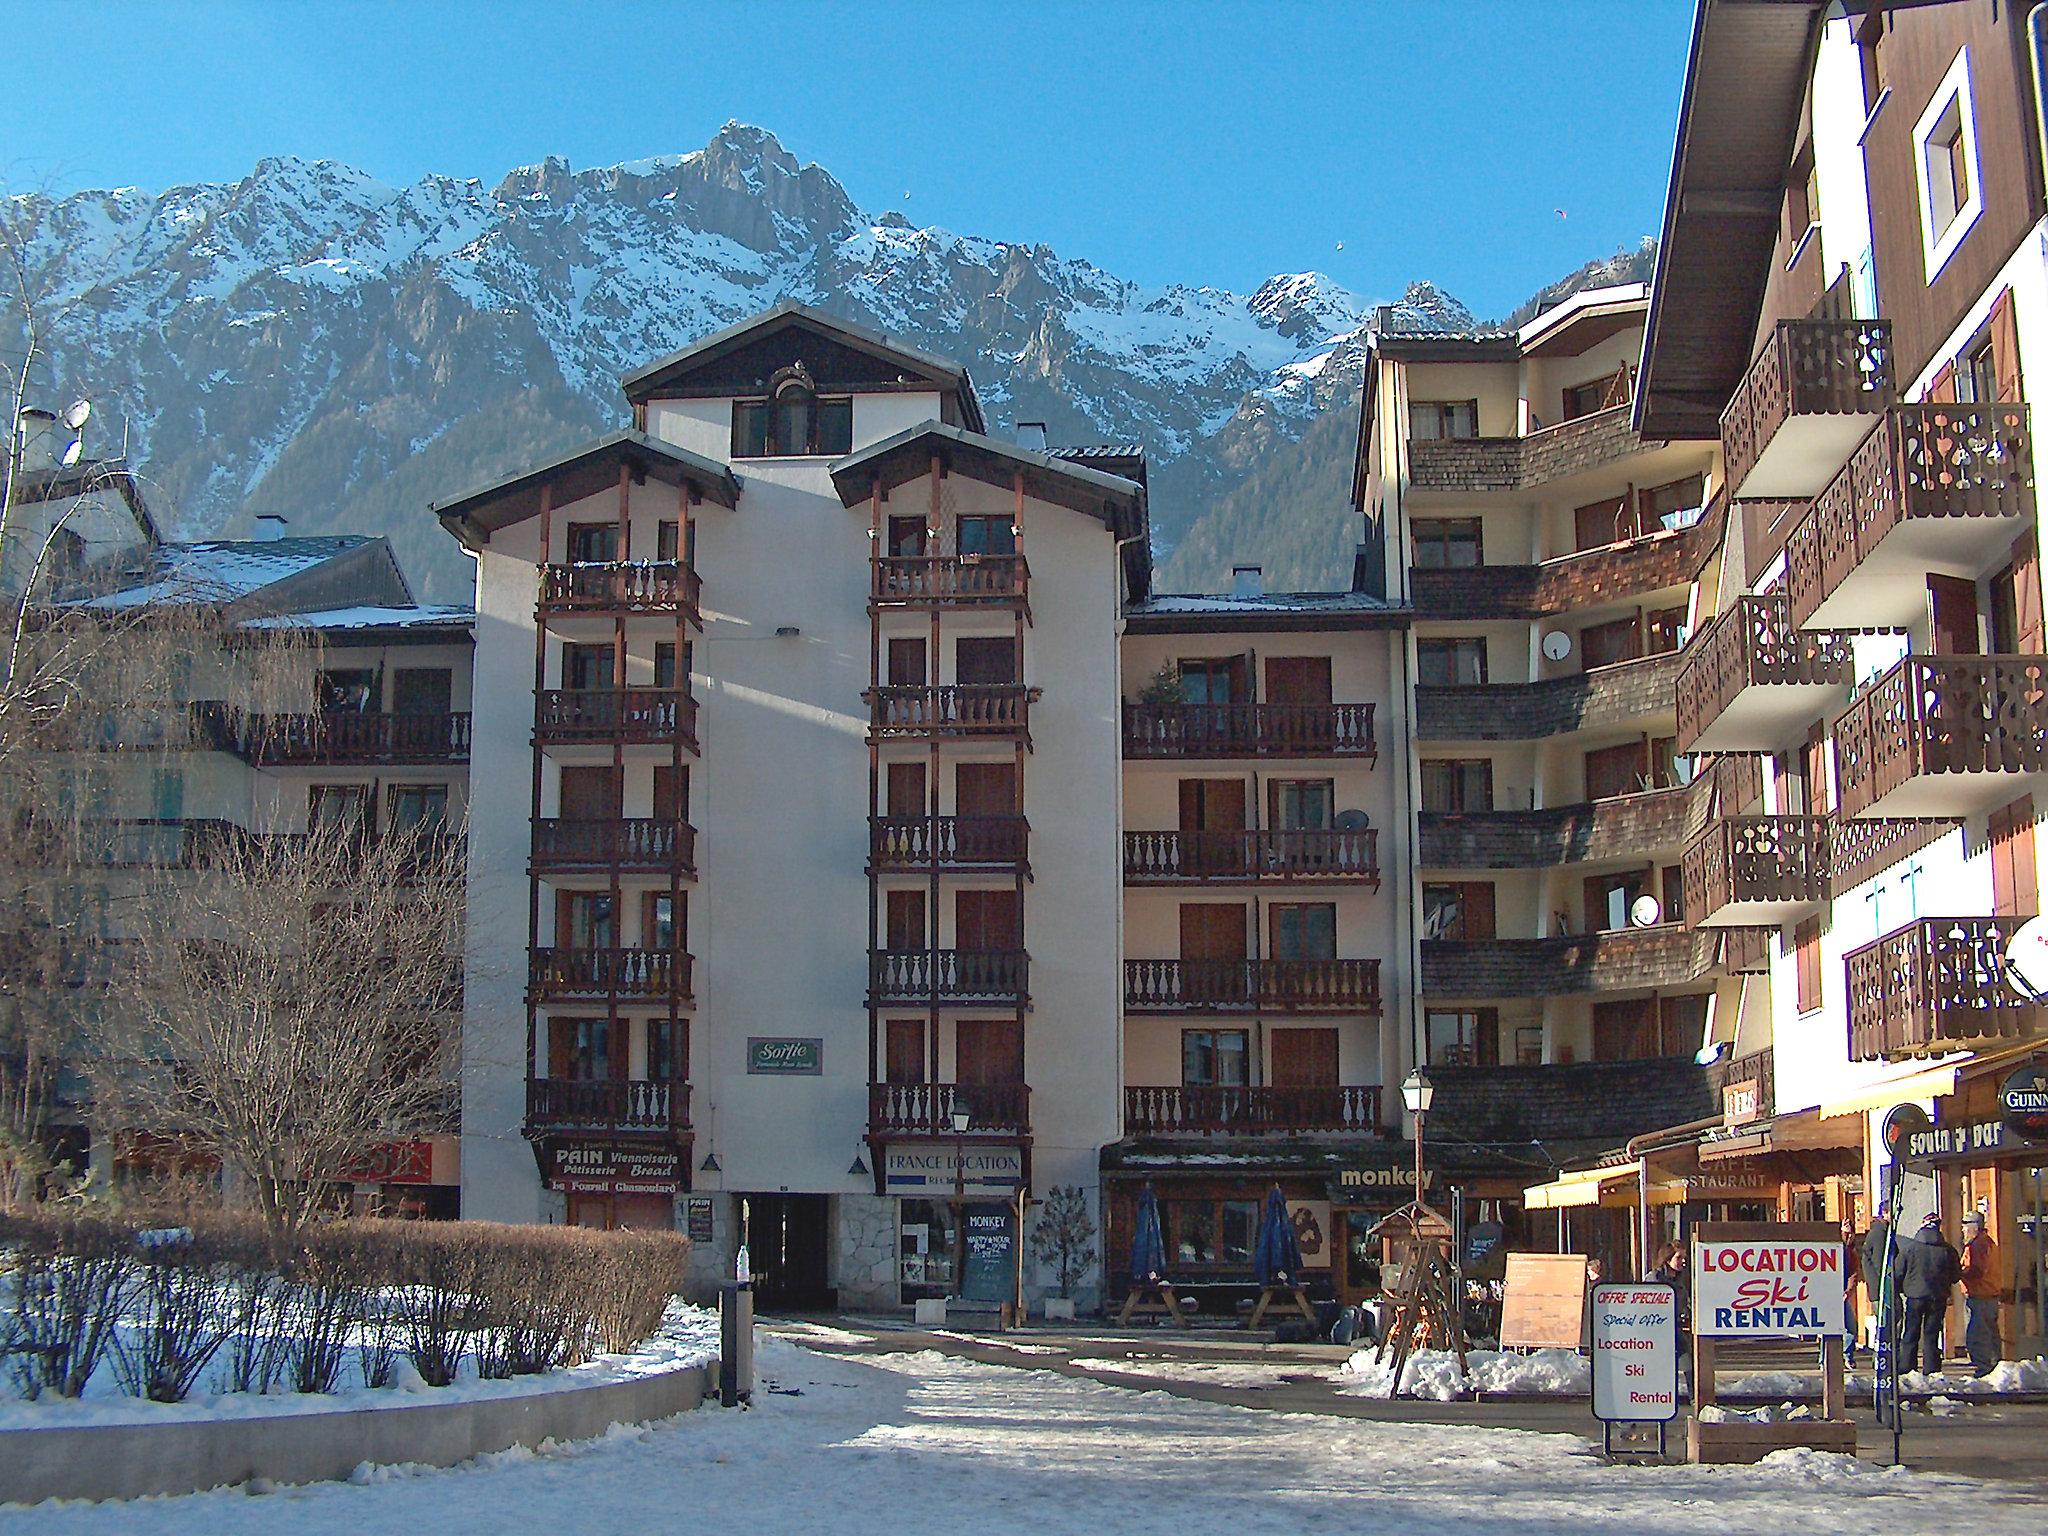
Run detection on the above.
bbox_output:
[961,1203,1013,1303]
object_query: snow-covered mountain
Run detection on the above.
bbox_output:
[5,123,1481,598]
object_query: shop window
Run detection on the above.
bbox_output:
[1412,518,1482,569]
[898,1199,958,1297]
[1168,1198,1259,1266]
[1420,758,1492,814]
[1418,637,1487,686]
[1913,49,1983,279]
[1408,400,1479,441]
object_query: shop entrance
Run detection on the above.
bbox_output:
[748,1194,833,1311]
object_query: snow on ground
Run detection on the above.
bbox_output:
[11,1336,2022,1534]
[1069,1357,1303,1388]
[1901,1358,2048,1394]
[1337,1347,1591,1401]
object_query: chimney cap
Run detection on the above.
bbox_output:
[1232,564,1264,600]
[253,514,289,541]
[1015,421,1049,452]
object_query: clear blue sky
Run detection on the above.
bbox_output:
[3,0,1694,319]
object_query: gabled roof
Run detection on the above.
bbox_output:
[1516,282,1648,358]
[620,301,987,432]
[60,536,378,610]
[432,429,741,552]
[827,420,1146,540]
[240,603,475,644]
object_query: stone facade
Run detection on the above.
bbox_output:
[835,1194,898,1312]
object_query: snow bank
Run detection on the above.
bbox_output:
[1335,1347,1588,1400]
[1900,1356,2048,1394]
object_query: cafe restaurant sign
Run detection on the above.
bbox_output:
[747,1037,823,1076]
[883,1145,1023,1197]
[549,1140,682,1195]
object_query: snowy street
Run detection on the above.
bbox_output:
[4,1334,2040,1535]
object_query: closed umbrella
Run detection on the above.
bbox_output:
[1254,1184,1303,1287]
[1130,1184,1167,1282]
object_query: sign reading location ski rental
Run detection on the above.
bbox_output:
[1692,1231,1845,1336]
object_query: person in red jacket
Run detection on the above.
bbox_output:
[1959,1211,2002,1378]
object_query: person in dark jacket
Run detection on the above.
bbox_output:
[1859,1204,1890,1295]
[1895,1211,1961,1376]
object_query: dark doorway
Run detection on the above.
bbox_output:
[747,1194,834,1310]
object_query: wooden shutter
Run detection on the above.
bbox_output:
[1990,798,2039,919]
[1268,1027,1339,1088]
[1575,496,1627,551]
[885,1020,926,1085]
[1926,362,1957,403]
[956,1018,1024,1084]
[887,637,926,686]
[955,761,1017,816]
[887,762,927,818]
[1265,656,1333,705]
[1458,881,1496,941]
[548,1018,575,1080]
[654,766,687,822]
[1795,917,1823,1012]
[1180,903,1248,961]
[955,888,1020,949]
[2012,535,2045,653]
[885,889,926,951]
[1990,290,2023,402]
[1928,574,1981,655]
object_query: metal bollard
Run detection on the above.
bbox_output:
[719,1281,755,1407]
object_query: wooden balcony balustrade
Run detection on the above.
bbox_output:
[531,818,696,875]
[1719,317,1895,500]
[1846,916,2038,1062]
[1123,957,1383,1014]
[527,947,693,1001]
[534,688,698,750]
[537,560,701,622]
[869,949,1029,1004]
[869,815,1028,869]
[1415,650,1683,743]
[525,1076,690,1133]
[1123,828,1380,885]
[1674,593,1855,754]
[867,1081,1031,1138]
[1682,815,1829,928]
[871,554,1029,606]
[867,685,1032,739]
[1421,926,1720,997]
[1786,403,2034,628]
[192,703,471,765]
[1122,1084,1384,1136]
[1121,702,1376,760]
[1832,654,2048,820]
[1420,787,1699,871]
[1406,403,1642,493]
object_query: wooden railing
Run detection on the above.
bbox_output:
[1682,815,1829,927]
[1123,1084,1383,1135]
[1720,317,1895,498]
[872,554,1028,605]
[1121,702,1376,759]
[1421,926,1719,997]
[869,816,1028,868]
[193,705,471,765]
[868,1081,1032,1137]
[1846,916,2038,1062]
[534,688,697,749]
[869,949,1029,1003]
[538,560,701,621]
[1832,654,2048,818]
[528,947,692,1001]
[531,818,696,873]
[1123,958,1382,1013]
[526,1077,689,1132]
[1827,813,1956,895]
[1123,828,1379,884]
[867,685,1031,738]
[1674,593,1855,753]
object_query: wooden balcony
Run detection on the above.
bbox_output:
[193,704,471,766]
[526,1076,690,1134]
[1786,403,2033,629]
[1847,916,2038,1062]
[867,1081,1031,1139]
[1420,788,1698,871]
[1422,926,1719,998]
[871,554,1028,608]
[537,560,701,624]
[1122,1084,1384,1136]
[867,685,1032,741]
[1123,828,1379,886]
[1719,317,1894,499]
[1833,654,2048,819]
[870,949,1029,1006]
[1121,702,1376,760]
[1407,404,1643,494]
[531,818,696,876]
[534,688,698,752]
[869,815,1028,871]
[1674,593,1855,754]
[528,947,693,1003]
[1682,815,1829,928]
[1416,650,1681,742]
[1123,958,1382,1014]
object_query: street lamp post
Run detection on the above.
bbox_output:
[1402,1067,1434,1206]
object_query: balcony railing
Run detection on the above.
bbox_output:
[1416,650,1682,742]
[1847,916,2038,1062]
[1682,815,1829,928]
[867,685,1032,740]
[868,1081,1032,1138]
[1720,317,1895,499]
[526,1077,690,1133]
[528,947,693,1002]
[535,688,698,751]
[1786,403,2033,628]
[870,815,1028,869]
[1422,926,1719,997]
[1675,593,1855,754]
[1123,828,1380,885]
[1833,654,2048,820]
[538,560,701,623]
[870,949,1029,1005]
[1420,787,1698,871]
[1123,958,1383,1014]
[872,554,1029,606]
[1828,813,1957,895]
[193,704,471,765]
[1122,1084,1384,1136]
[1121,702,1376,759]
[531,819,696,875]
[1407,404,1642,493]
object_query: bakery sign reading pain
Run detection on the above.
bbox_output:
[1691,1236,1845,1336]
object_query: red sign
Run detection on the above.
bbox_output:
[344,1139,434,1185]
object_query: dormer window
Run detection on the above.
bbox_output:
[731,365,853,457]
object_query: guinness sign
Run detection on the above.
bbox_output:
[2000,1062,2048,1142]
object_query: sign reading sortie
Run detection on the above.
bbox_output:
[1692,1236,1845,1336]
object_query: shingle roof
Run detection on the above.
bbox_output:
[61,537,373,609]
[1427,1058,1717,1157]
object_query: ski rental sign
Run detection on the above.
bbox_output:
[1692,1233,1846,1336]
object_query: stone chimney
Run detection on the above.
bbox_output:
[1233,564,1263,600]
[15,407,58,473]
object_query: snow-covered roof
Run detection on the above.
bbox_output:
[1516,281,1649,349]
[60,537,373,609]
[1125,589,1409,633]
[239,603,474,636]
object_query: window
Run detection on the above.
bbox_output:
[566,522,617,564]
[1270,779,1333,831]
[730,377,852,457]
[393,668,452,715]
[549,1018,614,1082]
[1646,607,1687,656]
[1168,1198,1259,1267]
[956,515,1016,557]
[1426,1008,1497,1066]
[1423,882,1494,941]
[387,783,447,833]
[561,642,613,691]
[1513,1026,1544,1067]
[1178,657,1244,705]
[1412,518,1482,569]
[1794,916,1823,1014]
[1417,637,1487,686]
[1857,10,1885,116]
[1584,740,1649,800]
[1268,902,1336,960]
[647,1019,681,1082]
[1420,758,1492,814]
[1639,474,1707,530]
[1913,49,1983,280]
[654,642,691,689]
[1580,616,1641,671]
[317,669,376,712]
[309,783,369,833]
[1409,400,1479,441]
[557,891,615,950]
[1957,336,1999,404]
[955,636,1019,686]
[1181,1029,1249,1088]
[644,892,683,951]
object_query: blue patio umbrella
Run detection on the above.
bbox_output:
[1130,1184,1167,1283]
[1254,1184,1303,1287]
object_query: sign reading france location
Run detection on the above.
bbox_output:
[1590,1283,1677,1423]
[1692,1234,1845,1336]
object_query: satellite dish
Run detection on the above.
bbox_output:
[59,439,83,468]
[1334,809,1371,832]
[2005,914,2048,1003]
[1541,630,1573,662]
[61,399,91,431]
[1629,894,1663,928]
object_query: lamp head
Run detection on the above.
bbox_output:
[1402,1067,1434,1115]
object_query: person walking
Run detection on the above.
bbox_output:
[1958,1211,2002,1378]
[1895,1210,1961,1377]
[1858,1202,1891,1364]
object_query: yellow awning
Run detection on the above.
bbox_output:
[1816,1062,1964,1120]
[1523,1161,1639,1210]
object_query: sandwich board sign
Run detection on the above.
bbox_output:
[1591,1281,1677,1457]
